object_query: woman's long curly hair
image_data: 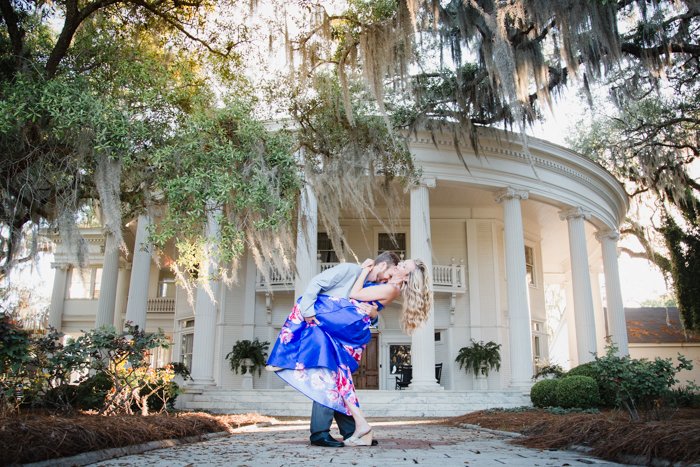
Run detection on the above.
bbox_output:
[400,259,432,334]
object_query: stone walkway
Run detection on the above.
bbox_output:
[85,419,633,467]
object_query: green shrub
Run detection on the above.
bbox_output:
[567,362,616,407]
[530,379,560,408]
[555,375,600,409]
[567,362,598,379]
[594,343,694,420]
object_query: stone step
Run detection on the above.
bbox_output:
[178,389,531,417]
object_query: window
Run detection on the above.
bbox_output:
[531,320,546,364]
[180,319,195,372]
[525,245,535,286]
[317,232,341,263]
[67,267,102,299]
[389,344,411,375]
[158,270,176,298]
[378,233,406,259]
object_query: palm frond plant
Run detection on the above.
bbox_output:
[455,340,502,377]
[225,339,270,377]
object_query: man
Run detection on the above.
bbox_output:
[299,251,399,448]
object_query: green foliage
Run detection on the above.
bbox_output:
[567,362,599,379]
[0,314,32,412]
[71,323,174,415]
[593,343,694,421]
[533,363,565,380]
[151,101,301,283]
[225,338,270,376]
[544,406,600,415]
[530,379,560,408]
[455,340,501,377]
[555,376,600,409]
[663,217,700,332]
[566,362,616,407]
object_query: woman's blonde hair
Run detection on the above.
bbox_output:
[400,259,432,334]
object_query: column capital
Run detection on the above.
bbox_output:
[412,177,436,189]
[495,186,529,203]
[595,229,620,242]
[51,263,69,271]
[559,206,591,221]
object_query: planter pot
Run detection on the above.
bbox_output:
[475,368,488,390]
[241,358,254,389]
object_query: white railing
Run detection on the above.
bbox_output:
[432,263,466,292]
[256,261,466,293]
[256,268,294,290]
[147,297,175,313]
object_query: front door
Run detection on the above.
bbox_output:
[353,333,379,389]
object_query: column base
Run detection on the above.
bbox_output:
[408,381,443,390]
[509,379,534,393]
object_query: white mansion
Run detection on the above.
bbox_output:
[47,128,629,416]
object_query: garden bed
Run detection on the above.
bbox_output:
[449,407,700,465]
[0,411,274,465]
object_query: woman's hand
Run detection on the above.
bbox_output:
[361,259,375,269]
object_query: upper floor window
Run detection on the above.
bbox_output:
[378,233,406,259]
[67,267,102,299]
[158,270,176,298]
[525,245,535,287]
[318,232,341,263]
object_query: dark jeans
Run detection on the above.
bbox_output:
[309,401,355,441]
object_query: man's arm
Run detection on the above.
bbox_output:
[298,264,356,318]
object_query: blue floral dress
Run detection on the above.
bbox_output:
[266,288,383,415]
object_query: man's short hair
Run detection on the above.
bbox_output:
[374,251,400,267]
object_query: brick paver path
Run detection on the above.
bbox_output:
[87,419,632,466]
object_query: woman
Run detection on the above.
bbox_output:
[266,258,432,446]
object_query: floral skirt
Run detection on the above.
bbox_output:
[266,294,372,415]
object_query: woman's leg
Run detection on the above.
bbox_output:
[343,397,372,445]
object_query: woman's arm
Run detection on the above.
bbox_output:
[349,263,372,299]
[349,283,400,303]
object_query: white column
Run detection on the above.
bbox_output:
[242,251,257,340]
[114,266,129,329]
[125,215,153,330]
[48,264,68,330]
[95,231,120,328]
[190,205,221,386]
[409,178,440,389]
[495,187,533,388]
[596,229,629,356]
[559,207,597,363]
[295,184,318,298]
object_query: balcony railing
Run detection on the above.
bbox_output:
[256,261,466,293]
[147,297,175,313]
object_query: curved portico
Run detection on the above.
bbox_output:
[47,128,629,415]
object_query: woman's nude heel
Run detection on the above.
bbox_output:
[345,429,373,446]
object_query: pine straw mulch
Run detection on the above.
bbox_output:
[449,407,700,466]
[0,411,275,465]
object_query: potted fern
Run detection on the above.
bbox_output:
[225,338,270,377]
[455,340,501,389]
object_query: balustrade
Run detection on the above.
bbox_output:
[147,297,175,313]
[256,261,466,293]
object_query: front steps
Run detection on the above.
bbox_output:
[177,388,531,417]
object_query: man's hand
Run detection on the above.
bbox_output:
[356,302,379,319]
[304,316,317,324]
